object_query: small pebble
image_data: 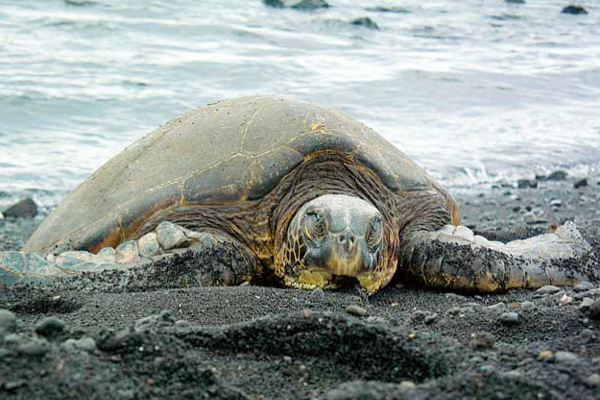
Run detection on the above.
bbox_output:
[589,299,600,320]
[0,309,17,335]
[350,17,379,30]
[579,297,594,311]
[574,281,595,292]
[310,288,325,302]
[499,312,519,325]
[17,337,51,356]
[3,333,21,343]
[345,305,367,317]
[559,294,573,306]
[562,5,587,14]
[488,302,505,310]
[537,285,561,294]
[445,293,467,301]
[517,179,537,189]
[447,307,462,315]
[574,178,588,189]
[585,373,600,387]
[537,350,553,361]
[546,170,567,180]
[2,380,24,392]
[35,316,66,336]
[399,381,417,391]
[365,316,387,324]
[175,320,194,335]
[575,288,600,300]
[520,301,535,310]
[553,351,579,363]
[0,348,12,359]
[470,331,496,349]
[424,313,438,324]
[502,370,521,379]
[579,329,595,341]
[63,337,97,352]
[75,337,97,352]
[480,365,496,375]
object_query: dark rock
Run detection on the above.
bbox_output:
[506,0,525,3]
[546,170,568,181]
[0,309,17,335]
[517,179,538,189]
[134,310,175,333]
[470,331,496,349]
[2,198,38,219]
[562,5,588,14]
[350,17,379,29]
[589,299,600,320]
[291,0,329,11]
[366,6,410,13]
[35,316,66,336]
[263,0,285,8]
[574,178,588,189]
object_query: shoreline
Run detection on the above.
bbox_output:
[1,177,599,399]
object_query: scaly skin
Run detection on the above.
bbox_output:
[396,222,599,292]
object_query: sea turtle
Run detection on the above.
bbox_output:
[0,95,597,294]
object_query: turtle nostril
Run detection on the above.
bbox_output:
[338,233,357,248]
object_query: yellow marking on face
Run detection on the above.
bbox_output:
[329,246,361,277]
[288,269,333,289]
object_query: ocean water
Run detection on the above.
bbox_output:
[1,0,599,211]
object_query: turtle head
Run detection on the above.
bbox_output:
[277,194,399,294]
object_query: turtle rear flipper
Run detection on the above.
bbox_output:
[397,221,599,292]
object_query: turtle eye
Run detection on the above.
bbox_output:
[365,217,382,252]
[304,210,327,242]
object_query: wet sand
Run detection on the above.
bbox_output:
[1,176,599,399]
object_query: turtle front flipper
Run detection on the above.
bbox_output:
[1,221,260,290]
[397,221,599,292]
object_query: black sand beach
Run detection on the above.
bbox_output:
[1,176,600,399]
